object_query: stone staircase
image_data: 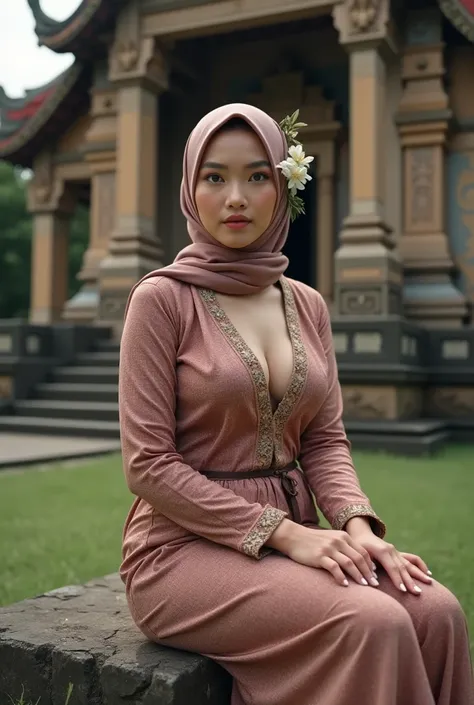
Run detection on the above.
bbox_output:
[0,339,120,439]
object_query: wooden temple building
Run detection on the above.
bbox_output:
[0,0,474,452]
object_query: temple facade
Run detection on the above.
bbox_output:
[1,0,474,448]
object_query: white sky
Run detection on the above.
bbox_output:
[0,0,80,99]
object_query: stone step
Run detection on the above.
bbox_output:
[0,415,120,439]
[52,366,119,385]
[96,339,121,353]
[15,399,119,422]
[35,382,119,403]
[75,351,120,366]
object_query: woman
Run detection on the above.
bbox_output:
[119,103,473,705]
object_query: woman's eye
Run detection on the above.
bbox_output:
[250,172,269,182]
[206,174,223,184]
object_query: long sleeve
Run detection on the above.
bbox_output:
[298,293,386,537]
[119,280,287,559]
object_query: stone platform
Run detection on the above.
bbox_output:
[0,574,231,705]
[0,433,120,470]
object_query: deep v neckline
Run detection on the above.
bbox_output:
[198,277,308,468]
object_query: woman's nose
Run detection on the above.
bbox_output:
[226,183,247,209]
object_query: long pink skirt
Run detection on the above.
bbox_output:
[126,533,473,705]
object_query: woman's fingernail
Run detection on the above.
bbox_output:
[414,586,422,593]
[372,564,377,571]
[400,583,407,592]
[343,579,349,586]
[370,577,379,587]
[427,570,432,576]
[361,578,368,586]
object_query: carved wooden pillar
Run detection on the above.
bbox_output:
[98,0,169,333]
[397,8,468,328]
[28,154,75,324]
[333,0,402,318]
[64,81,118,323]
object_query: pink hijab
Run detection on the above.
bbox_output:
[133,103,290,297]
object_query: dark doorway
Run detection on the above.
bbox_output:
[282,166,316,288]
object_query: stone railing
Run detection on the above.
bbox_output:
[0,320,111,411]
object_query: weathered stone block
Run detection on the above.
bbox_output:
[0,574,231,705]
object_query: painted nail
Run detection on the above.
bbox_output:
[343,579,349,587]
[400,583,407,592]
[361,578,368,586]
[370,577,379,587]
[372,563,377,571]
[427,570,433,576]
[414,586,422,593]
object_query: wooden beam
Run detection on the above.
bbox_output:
[142,0,336,39]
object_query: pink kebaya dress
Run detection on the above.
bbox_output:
[119,274,473,705]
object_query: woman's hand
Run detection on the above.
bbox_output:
[345,517,433,596]
[268,520,378,587]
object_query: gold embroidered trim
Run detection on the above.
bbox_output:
[199,287,275,468]
[332,504,386,538]
[241,505,288,559]
[273,277,308,465]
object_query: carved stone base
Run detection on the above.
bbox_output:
[62,284,100,324]
[97,218,164,334]
[342,384,423,421]
[425,387,474,417]
[334,214,403,318]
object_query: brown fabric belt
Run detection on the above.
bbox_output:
[200,460,311,525]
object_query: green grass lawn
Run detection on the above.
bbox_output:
[0,445,473,651]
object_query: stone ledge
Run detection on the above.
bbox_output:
[0,573,232,705]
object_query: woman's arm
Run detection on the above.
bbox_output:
[298,293,386,538]
[119,280,287,560]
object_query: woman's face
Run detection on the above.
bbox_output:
[194,127,278,249]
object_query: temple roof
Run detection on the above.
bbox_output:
[27,0,125,56]
[438,0,474,42]
[2,0,474,167]
[0,63,91,167]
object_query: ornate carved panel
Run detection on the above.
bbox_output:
[339,288,382,315]
[109,0,168,92]
[428,387,474,416]
[99,291,129,322]
[333,0,392,46]
[342,385,388,419]
[409,147,435,227]
[0,377,12,399]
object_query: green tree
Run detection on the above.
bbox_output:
[0,161,89,319]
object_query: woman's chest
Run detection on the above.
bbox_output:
[215,290,293,404]
[175,282,329,433]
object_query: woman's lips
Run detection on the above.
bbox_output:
[224,218,251,230]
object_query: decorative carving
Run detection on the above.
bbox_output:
[99,291,129,321]
[333,0,391,46]
[27,173,75,216]
[342,386,388,419]
[350,0,379,32]
[32,150,53,205]
[340,289,382,315]
[109,0,168,92]
[429,387,474,416]
[410,148,435,225]
[0,376,12,399]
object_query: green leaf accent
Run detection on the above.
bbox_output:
[279,109,309,221]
